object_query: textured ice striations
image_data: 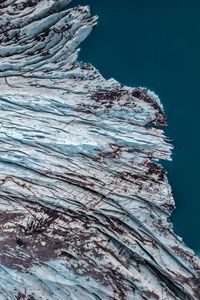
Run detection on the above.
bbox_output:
[0,0,199,299]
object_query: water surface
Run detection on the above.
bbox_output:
[71,0,200,253]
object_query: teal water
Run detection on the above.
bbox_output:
[71,0,200,253]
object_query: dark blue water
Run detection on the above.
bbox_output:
[71,0,200,253]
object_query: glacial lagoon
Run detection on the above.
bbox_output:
[71,0,200,253]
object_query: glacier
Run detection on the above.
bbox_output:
[0,0,199,299]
